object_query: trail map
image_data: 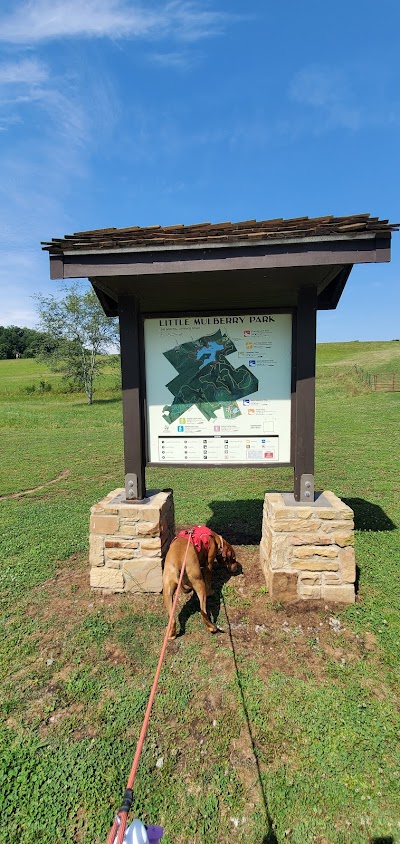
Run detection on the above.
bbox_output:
[162,329,259,424]
[144,313,292,465]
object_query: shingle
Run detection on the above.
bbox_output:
[42,213,399,254]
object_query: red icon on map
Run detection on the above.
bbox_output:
[244,330,251,336]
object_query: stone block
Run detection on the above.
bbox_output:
[272,506,313,520]
[323,490,354,516]
[104,557,123,569]
[269,571,298,600]
[89,533,104,566]
[104,540,139,549]
[290,533,334,546]
[106,548,139,561]
[291,545,338,559]
[320,520,354,532]
[139,537,162,551]
[299,573,321,586]
[119,521,138,536]
[90,567,124,591]
[323,572,341,585]
[90,515,119,535]
[331,531,354,547]
[316,509,338,520]
[137,520,160,536]
[122,559,162,593]
[339,547,356,583]
[322,584,355,603]
[273,519,318,533]
[291,559,339,571]
[140,547,163,558]
[298,584,321,599]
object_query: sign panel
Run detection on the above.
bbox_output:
[144,313,292,464]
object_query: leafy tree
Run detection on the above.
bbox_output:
[35,285,119,404]
[0,325,47,359]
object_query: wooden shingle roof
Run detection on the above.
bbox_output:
[42,213,398,254]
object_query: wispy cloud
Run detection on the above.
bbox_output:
[0,0,229,45]
[150,50,192,68]
[0,58,49,85]
[289,66,362,131]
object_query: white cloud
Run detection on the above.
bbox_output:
[0,58,49,86]
[0,0,228,44]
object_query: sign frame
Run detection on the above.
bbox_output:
[141,307,296,469]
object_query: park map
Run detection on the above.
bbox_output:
[162,329,259,424]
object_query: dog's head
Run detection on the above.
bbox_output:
[215,535,241,575]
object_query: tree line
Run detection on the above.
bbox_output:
[0,325,50,359]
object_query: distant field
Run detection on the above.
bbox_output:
[0,344,399,844]
[317,339,400,373]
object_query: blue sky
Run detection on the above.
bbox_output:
[0,0,399,341]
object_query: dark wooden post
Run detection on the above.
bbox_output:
[293,286,317,502]
[118,296,147,500]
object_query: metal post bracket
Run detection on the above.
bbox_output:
[299,473,314,503]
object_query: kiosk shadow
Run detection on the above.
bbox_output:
[206,497,396,545]
[370,838,394,843]
[207,498,264,545]
[342,498,396,532]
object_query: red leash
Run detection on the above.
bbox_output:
[106,533,192,844]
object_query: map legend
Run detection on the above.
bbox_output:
[158,436,279,463]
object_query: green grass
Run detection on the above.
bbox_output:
[0,347,399,844]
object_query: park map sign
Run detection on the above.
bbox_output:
[144,313,292,465]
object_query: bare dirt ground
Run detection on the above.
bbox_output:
[25,545,378,694]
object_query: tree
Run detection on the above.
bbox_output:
[35,285,119,404]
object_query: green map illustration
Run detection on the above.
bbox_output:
[162,329,258,424]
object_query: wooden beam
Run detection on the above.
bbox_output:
[57,236,390,280]
[293,287,317,501]
[118,297,146,500]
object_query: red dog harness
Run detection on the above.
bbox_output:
[175,525,215,554]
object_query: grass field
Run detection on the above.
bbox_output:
[0,344,399,844]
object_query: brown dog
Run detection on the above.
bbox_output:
[163,526,240,639]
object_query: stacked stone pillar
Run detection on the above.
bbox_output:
[89,489,174,593]
[260,490,355,603]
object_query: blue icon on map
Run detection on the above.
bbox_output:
[177,425,184,432]
[249,360,256,366]
[243,399,250,405]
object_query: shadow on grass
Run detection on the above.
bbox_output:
[370,838,394,843]
[207,498,264,545]
[206,497,396,543]
[342,498,396,532]
[176,566,278,842]
[92,396,122,405]
[221,590,278,844]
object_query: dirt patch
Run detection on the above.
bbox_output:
[16,543,390,741]
[26,545,372,686]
